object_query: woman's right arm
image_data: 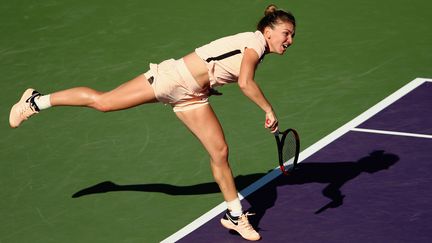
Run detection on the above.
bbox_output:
[238,48,278,132]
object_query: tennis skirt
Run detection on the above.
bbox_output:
[144,58,209,112]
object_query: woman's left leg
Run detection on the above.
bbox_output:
[49,74,158,111]
[9,74,157,128]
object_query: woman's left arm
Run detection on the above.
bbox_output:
[238,48,278,132]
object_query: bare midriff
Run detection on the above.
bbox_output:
[182,52,210,89]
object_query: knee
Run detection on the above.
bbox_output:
[93,101,112,112]
[91,93,113,112]
[73,87,111,112]
[210,144,233,186]
[210,143,229,166]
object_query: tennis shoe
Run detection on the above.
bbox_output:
[220,210,261,241]
[9,88,41,128]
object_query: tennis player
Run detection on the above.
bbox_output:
[9,4,295,241]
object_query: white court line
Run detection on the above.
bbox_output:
[351,128,432,139]
[161,77,431,243]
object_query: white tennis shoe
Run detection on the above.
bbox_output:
[9,88,41,128]
[220,210,261,241]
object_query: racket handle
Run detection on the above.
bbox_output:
[280,165,289,175]
[273,130,280,136]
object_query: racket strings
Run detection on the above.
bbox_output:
[282,133,297,164]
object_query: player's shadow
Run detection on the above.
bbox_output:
[72,174,265,198]
[72,150,398,230]
[244,150,399,229]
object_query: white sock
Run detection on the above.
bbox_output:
[34,94,52,110]
[226,198,242,217]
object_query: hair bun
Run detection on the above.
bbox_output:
[264,4,278,16]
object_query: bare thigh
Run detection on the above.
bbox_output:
[51,74,158,111]
[100,74,158,110]
[175,104,228,160]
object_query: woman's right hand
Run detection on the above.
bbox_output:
[265,110,279,133]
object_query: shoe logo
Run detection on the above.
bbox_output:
[26,91,41,112]
[226,213,238,226]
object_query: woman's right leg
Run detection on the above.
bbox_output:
[175,104,238,203]
[175,104,261,241]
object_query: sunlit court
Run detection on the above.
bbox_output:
[1,1,431,242]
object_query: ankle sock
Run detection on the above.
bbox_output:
[34,94,51,110]
[226,198,242,217]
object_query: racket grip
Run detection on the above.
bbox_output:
[280,165,289,175]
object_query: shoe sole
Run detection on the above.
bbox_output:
[220,218,261,241]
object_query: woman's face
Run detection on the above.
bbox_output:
[264,21,295,55]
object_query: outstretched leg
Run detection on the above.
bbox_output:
[50,74,157,111]
[9,74,157,128]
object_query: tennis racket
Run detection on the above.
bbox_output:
[273,128,300,175]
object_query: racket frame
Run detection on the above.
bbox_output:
[274,128,300,175]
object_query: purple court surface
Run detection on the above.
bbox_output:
[165,79,432,243]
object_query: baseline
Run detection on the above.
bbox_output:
[351,127,432,139]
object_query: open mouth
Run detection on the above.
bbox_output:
[282,44,289,49]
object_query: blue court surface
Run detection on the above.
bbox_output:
[163,78,432,242]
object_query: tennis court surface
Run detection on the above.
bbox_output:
[1,1,431,242]
[165,78,432,242]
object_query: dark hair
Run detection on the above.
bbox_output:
[257,4,296,33]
